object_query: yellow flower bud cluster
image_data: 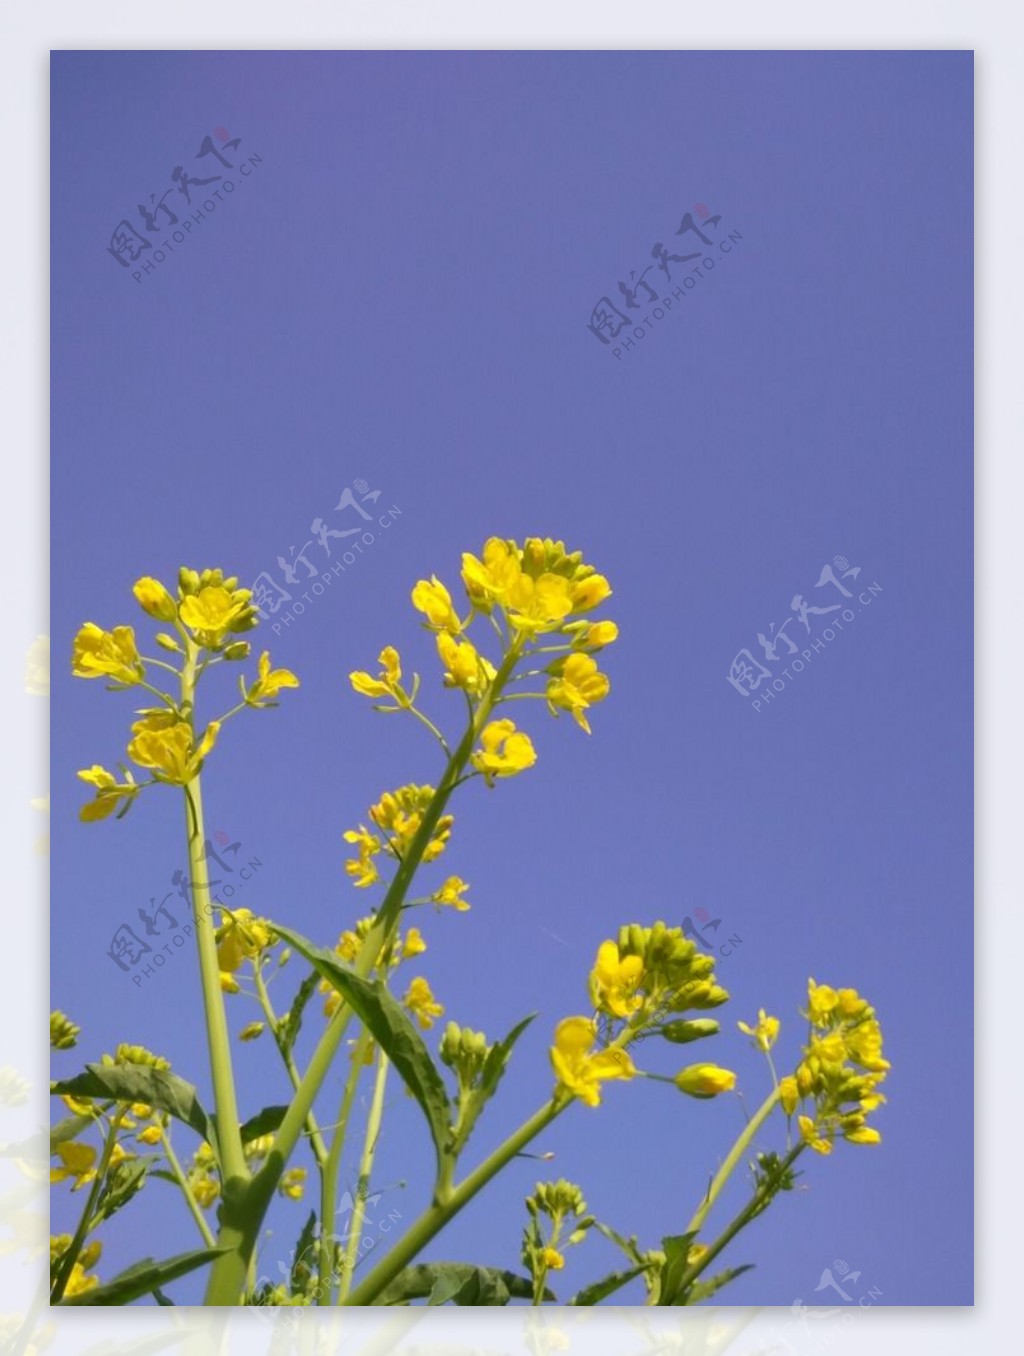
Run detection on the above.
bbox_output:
[780,979,890,1155]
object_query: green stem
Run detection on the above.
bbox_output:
[342,1098,564,1306]
[161,1128,217,1247]
[674,1144,805,1301]
[318,1029,373,1302]
[686,1086,781,1235]
[253,963,328,1168]
[336,1051,391,1302]
[51,1108,125,1302]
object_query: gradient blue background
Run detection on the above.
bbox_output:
[51,51,973,1306]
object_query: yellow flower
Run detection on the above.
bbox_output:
[247,651,300,706]
[238,1021,266,1042]
[674,1063,737,1099]
[132,576,178,622]
[549,1016,635,1108]
[136,1125,163,1145]
[403,976,444,1029]
[50,1140,98,1190]
[193,1177,220,1209]
[506,572,574,634]
[220,971,240,994]
[574,620,619,651]
[368,785,453,862]
[402,927,427,959]
[179,584,247,644]
[461,538,523,610]
[278,1168,307,1201]
[127,713,220,784]
[76,765,141,822]
[472,719,537,783]
[844,1124,882,1146]
[546,653,610,734]
[542,1247,565,1271]
[51,1234,102,1291]
[411,576,462,633]
[350,646,404,700]
[737,1009,780,1053]
[216,908,272,973]
[431,875,471,911]
[798,1115,833,1155]
[807,979,839,1026]
[778,1075,800,1116]
[571,575,612,611]
[343,825,382,887]
[72,623,142,685]
[589,941,644,1019]
[436,632,495,695]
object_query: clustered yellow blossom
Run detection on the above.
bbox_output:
[187,1141,220,1209]
[471,719,537,783]
[216,909,274,989]
[50,1235,102,1297]
[403,976,445,1030]
[318,915,428,1015]
[783,979,890,1155]
[522,1179,592,1294]
[73,568,297,822]
[344,784,454,888]
[431,876,471,911]
[278,1168,307,1201]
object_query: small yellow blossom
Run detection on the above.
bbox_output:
[546,653,610,734]
[127,713,220,785]
[574,620,619,651]
[472,719,537,783]
[571,575,612,611]
[247,651,300,706]
[77,765,141,822]
[542,1247,565,1271]
[674,1063,737,1099]
[411,576,462,633]
[844,1124,882,1146]
[343,825,382,887]
[72,623,143,685]
[216,909,272,973]
[431,876,471,911]
[737,1009,780,1053]
[136,1125,163,1145]
[549,1016,635,1108]
[193,1177,220,1209]
[220,971,240,994]
[350,646,404,700]
[179,585,246,644]
[436,632,495,695]
[461,538,523,609]
[50,1141,98,1190]
[506,572,574,634]
[798,1115,834,1155]
[807,980,839,1026]
[589,941,644,1019]
[402,927,427,959]
[778,1075,800,1116]
[403,976,444,1029]
[132,576,178,622]
[238,1021,266,1042]
[278,1168,307,1201]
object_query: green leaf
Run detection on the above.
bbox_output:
[290,1209,319,1298]
[93,1155,152,1226]
[52,1066,213,1145]
[480,1015,535,1099]
[657,1231,698,1306]
[279,969,319,1054]
[57,1246,228,1306]
[271,924,451,1165]
[376,1263,542,1306]
[682,1264,754,1305]
[153,1288,175,1305]
[239,1105,289,1144]
[594,1220,646,1267]
[570,1264,649,1306]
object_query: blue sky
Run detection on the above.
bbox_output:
[51,50,972,1305]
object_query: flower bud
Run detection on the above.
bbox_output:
[661,1018,720,1044]
[133,576,178,621]
[778,1075,800,1116]
[674,1063,737,1098]
[155,633,183,653]
[223,641,251,661]
[178,567,201,596]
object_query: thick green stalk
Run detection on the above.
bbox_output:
[336,1052,391,1302]
[686,1086,781,1235]
[342,1098,563,1306]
